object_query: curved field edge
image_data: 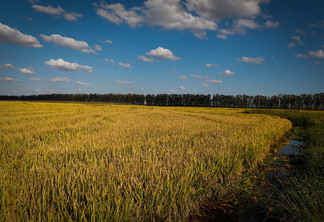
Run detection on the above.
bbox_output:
[0,101,292,221]
[244,109,324,221]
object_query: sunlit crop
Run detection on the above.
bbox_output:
[0,101,292,221]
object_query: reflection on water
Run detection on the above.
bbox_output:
[266,140,304,193]
[277,140,304,157]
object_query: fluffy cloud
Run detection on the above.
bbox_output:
[118,62,132,68]
[95,45,103,52]
[308,49,324,59]
[64,12,83,22]
[202,83,210,87]
[142,0,216,31]
[216,19,260,38]
[103,39,113,44]
[29,77,41,81]
[0,63,36,74]
[76,81,91,86]
[0,23,43,48]
[95,0,276,38]
[207,79,223,83]
[216,34,227,39]
[96,0,216,33]
[237,56,264,64]
[45,58,93,72]
[186,0,267,21]
[217,19,279,39]
[114,80,133,85]
[40,34,94,53]
[138,55,154,63]
[32,4,83,21]
[190,74,209,79]
[179,86,188,91]
[0,77,20,82]
[96,3,143,28]
[146,47,180,61]
[263,20,280,28]
[0,63,15,69]
[295,49,324,59]
[18,67,35,74]
[205,63,219,67]
[32,5,65,15]
[178,75,187,80]
[105,58,114,64]
[220,69,235,76]
[50,77,70,82]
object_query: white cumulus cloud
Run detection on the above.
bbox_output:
[95,44,103,52]
[76,81,91,86]
[186,0,267,21]
[237,56,264,64]
[217,18,279,39]
[207,79,223,83]
[118,62,132,68]
[32,5,65,15]
[1,63,36,74]
[295,49,324,59]
[0,63,15,69]
[146,47,180,61]
[142,0,217,31]
[179,86,188,91]
[50,77,70,82]
[64,12,83,22]
[308,49,324,59]
[103,39,113,44]
[45,58,93,72]
[32,4,83,21]
[105,58,115,64]
[95,0,276,39]
[18,67,35,74]
[205,63,219,67]
[220,69,235,76]
[96,0,217,35]
[0,77,20,82]
[138,55,154,63]
[263,20,280,28]
[40,34,94,53]
[0,23,43,48]
[190,74,209,79]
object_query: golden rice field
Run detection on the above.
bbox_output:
[0,101,292,221]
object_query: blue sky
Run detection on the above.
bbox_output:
[0,0,323,96]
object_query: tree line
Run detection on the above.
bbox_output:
[0,93,323,110]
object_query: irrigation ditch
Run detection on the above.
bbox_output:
[195,110,323,221]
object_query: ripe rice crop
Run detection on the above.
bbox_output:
[0,101,292,221]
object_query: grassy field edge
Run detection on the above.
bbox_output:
[244,109,324,221]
